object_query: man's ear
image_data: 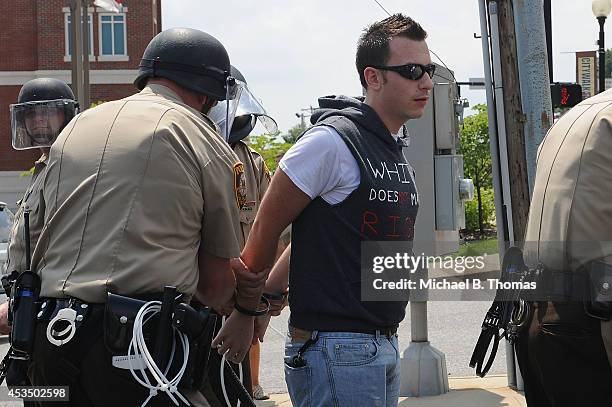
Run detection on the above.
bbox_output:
[364,67,385,91]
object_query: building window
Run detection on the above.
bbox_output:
[64,12,94,61]
[98,14,128,61]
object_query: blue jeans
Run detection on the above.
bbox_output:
[284,330,401,407]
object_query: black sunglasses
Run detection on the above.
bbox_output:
[371,63,436,81]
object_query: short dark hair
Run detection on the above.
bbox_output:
[356,14,428,88]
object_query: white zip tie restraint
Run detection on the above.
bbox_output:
[127,301,191,407]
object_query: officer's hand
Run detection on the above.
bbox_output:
[253,313,272,344]
[212,310,254,364]
[214,298,235,316]
[232,258,267,301]
[0,302,11,335]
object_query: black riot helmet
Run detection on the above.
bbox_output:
[18,78,76,104]
[134,28,235,101]
[208,65,278,144]
[10,78,78,150]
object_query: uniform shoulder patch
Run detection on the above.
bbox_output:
[262,160,271,182]
[233,162,247,209]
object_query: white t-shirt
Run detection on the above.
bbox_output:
[279,125,408,205]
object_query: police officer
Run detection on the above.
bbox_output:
[0,78,78,335]
[518,89,612,406]
[204,65,277,405]
[25,28,254,407]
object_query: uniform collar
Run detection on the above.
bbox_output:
[140,84,220,132]
[141,84,185,104]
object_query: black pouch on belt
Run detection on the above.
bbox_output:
[585,261,612,320]
[103,293,155,355]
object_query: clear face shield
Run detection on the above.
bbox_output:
[10,99,78,150]
[207,80,278,142]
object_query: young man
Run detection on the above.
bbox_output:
[215,14,434,406]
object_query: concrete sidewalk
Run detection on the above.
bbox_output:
[255,375,526,407]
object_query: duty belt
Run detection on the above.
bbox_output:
[38,298,101,347]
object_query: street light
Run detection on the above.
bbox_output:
[593,0,611,93]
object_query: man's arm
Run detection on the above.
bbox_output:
[195,247,236,309]
[212,171,309,361]
[237,169,310,308]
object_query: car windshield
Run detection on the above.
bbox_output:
[0,206,14,244]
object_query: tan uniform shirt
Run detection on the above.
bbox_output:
[232,141,270,249]
[5,154,47,274]
[32,84,242,303]
[524,88,612,368]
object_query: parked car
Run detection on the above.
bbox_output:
[0,202,15,276]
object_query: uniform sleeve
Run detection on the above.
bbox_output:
[200,154,242,259]
[278,126,344,199]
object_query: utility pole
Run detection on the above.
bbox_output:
[496,0,530,245]
[82,0,90,109]
[70,0,90,110]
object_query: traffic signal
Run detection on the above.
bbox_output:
[550,83,582,108]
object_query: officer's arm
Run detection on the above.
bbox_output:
[196,248,236,309]
[238,169,310,309]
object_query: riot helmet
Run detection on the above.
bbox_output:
[134,28,238,102]
[208,65,278,144]
[10,78,78,150]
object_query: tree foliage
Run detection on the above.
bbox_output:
[460,104,494,234]
[606,48,612,78]
[282,122,308,144]
[247,132,293,173]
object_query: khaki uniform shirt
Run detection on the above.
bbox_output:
[232,141,270,249]
[5,154,47,274]
[32,85,242,303]
[524,88,612,368]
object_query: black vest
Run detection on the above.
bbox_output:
[290,111,419,331]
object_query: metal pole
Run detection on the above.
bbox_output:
[72,0,85,109]
[70,0,79,101]
[489,1,515,244]
[513,0,553,192]
[598,16,607,93]
[82,0,90,109]
[544,0,553,83]
[479,0,515,388]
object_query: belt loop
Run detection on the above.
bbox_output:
[311,330,318,341]
[375,330,381,343]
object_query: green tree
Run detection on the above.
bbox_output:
[247,132,293,173]
[282,122,308,144]
[460,104,493,235]
[606,48,612,78]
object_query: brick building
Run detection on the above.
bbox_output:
[0,0,162,173]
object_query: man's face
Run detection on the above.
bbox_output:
[24,106,65,145]
[380,37,434,121]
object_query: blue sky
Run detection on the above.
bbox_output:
[162,0,608,133]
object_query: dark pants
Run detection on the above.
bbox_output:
[27,305,199,407]
[515,301,612,407]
